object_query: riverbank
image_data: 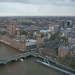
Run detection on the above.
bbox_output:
[37,55,75,74]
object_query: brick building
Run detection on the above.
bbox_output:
[58,44,72,57]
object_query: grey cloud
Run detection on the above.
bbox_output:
[0,0,75,6]
[0,0,65,3]
[0,0,28,3]
[70,0,75,2]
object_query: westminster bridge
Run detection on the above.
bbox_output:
[0,51,38,65]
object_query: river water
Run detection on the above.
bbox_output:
[0,42,62,75]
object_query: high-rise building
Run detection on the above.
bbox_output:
[62,20,65,28]
[67,20,72,28]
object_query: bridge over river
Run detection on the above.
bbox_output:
[0,52,34,65]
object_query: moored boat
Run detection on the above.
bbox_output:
[20,59,23,61]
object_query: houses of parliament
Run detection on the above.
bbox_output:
[0,21,41,52]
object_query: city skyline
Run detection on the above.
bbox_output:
[0,0,75,16]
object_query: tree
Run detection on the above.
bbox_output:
[65,55,73,60]
[41,44,45,48]
[61,36,68,41]
[52,53,56,59]
[58,56,62,61]
[23,31,28,35]
[20,30,28,35]
[29,32,33,37]
[58,56,66,63]
[41,33,44,38]
[50,33,58,40]
[61,57,66,63]
[70,60,75,69]
[1,31,7,35]
[57,36,61,40]
[42,50,47,56]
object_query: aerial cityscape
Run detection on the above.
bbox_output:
[0,0,75,75]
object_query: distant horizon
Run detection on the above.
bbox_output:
[0,15,75,17]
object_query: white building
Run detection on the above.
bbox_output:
[26,39,37,46]
[49,25,54,35]
[40,29,51,39]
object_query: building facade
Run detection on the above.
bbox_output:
[58,45,72,57]
[49,25,54,35]
[36,31,41,49]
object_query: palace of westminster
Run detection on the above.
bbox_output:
[0,21,41,52]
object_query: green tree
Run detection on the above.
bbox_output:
[23,31,28,35]
[42,50,47,56]
[65,55,73,60]
[41,44,45,48]
[57,36,67,41]
[61,36,67,41]
[58,56,62,61]
[20,30,28,35]
[58,56,66,63]
[57,36,61,40]
[41,34,44,38]
[70,60,75,69]
[50,33,58,40]
[29,32,33,37]
[52,53,56,59]
[61,57,66,63]
[1,31,7,35]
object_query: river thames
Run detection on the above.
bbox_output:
[0,42,62,75]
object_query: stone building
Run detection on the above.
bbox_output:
[16,29,20,38]
[9,22,15,35]
[0,21,42,52]
[0,21,26,52]
[36,30,41,49]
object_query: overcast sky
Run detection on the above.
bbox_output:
[0,0,75,16]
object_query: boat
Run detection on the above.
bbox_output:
[34,60,75,75]
[20,59,23,61]
[43,59,46,63]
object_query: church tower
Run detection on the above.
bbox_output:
[9,22,15,35]
[36,30,41,49]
